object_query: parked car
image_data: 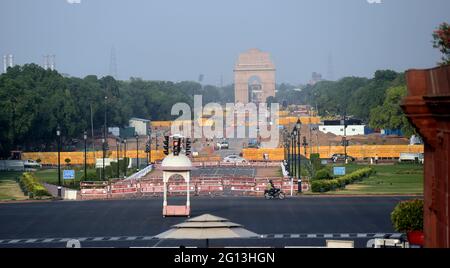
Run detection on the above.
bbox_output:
[331,154,355,163]
[223,155,247,163]
[216,141,229,150]
[247,139,260,149]
[23,159,42,169]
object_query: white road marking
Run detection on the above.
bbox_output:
[0,233,402,245]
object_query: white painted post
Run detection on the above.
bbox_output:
[290,177,294,196]
[186,179,190,207]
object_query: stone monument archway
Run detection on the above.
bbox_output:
[234,48,276,104]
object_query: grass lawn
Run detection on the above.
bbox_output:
[29,167,139,189]
[32,168,98,190]
[312,163,424,195]
[0,171,27,201]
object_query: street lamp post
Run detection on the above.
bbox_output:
[295,119,302,193]
[116,138,120,178]
[83,130,87,180]
[102,138,106,181]
[123,139,127,178]
[149,131,152,165]
[56,126,62,198]
[292,127,297,182]
[135,134,139,171]
[286,135,291,176]
[147,128,152,165]
[341,115,348,163]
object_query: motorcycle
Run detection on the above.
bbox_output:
[264,188,286,200]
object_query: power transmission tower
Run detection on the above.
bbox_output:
[109,46,118,79]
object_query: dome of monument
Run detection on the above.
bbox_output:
[161,153,193,171]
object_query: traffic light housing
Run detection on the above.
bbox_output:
[341,137,349,146]
[302,136,308,146]
[163,136,170,155]
[185,138,191,156]
[145,143,150,153]
[173,138,181,156]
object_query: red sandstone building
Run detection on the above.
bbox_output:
[402,65,450,248]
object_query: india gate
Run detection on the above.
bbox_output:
[234,48,276,104]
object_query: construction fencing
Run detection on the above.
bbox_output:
[80,176,305,200]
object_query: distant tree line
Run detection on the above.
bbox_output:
[0,64,415,157]
[275,70,415,137]
[0,64,233,157]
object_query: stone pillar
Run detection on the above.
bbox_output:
[401,65,450,248]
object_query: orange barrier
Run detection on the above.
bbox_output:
[243,145,424,160]
[23,150,167,165]
[277,117,321,125]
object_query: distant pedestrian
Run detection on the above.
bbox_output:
[375,154,379,165]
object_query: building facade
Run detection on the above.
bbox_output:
[129,118,151,136]
[401,65,450,248]
[318,125,366,136]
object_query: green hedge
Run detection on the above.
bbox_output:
[19,173,52,198]
[311,167,374,193]
[391,199,424,232]
[313,168,331,180]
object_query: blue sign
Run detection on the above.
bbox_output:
[63,170,75,180]
[333,167,346,176]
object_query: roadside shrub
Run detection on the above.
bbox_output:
[19,173,52,198]
[310,153,323,171]
[311,167,374,193]
[313,168,331,180]
[81,171,98,181]
[391,199,424,232]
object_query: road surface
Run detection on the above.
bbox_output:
[0,196,414,248]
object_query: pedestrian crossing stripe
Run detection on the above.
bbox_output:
[0,233,404,245]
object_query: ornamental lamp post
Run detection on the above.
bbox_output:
[135,133,139,171]
[341,114,348,163]
[57,126,62,198]
[123,139,127,178]
[102,138,106,181]
[292,127,297,182]
[296,119,302,174]
[83,130,87,180]
[116,138,120,178]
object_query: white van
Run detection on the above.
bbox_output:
[399,153,424,164]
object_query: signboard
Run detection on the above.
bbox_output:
[63,170,75,180]
[333,167,346,176]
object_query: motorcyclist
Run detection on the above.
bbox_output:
[266,179,276,196]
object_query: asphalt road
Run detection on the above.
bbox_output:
[0,196,414,248]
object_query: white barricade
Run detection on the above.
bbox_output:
[126,165,153,181]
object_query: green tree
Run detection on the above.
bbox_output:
[369,86,415,137]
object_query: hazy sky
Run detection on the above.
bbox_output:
[1,0,449,85]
